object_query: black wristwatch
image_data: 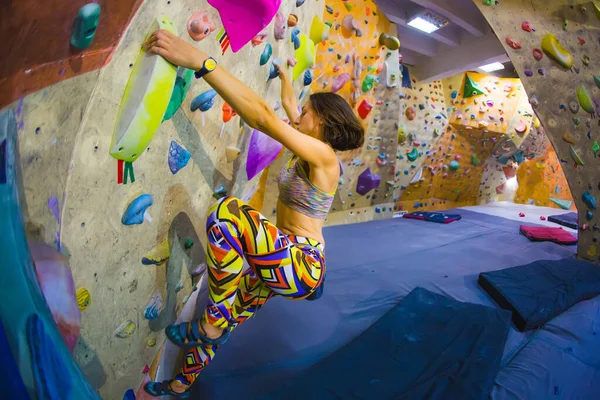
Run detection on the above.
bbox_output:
[194,57,217,79]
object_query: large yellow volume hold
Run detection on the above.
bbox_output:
[110,17,178,162]
[541,34,573,69]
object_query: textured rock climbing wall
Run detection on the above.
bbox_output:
[394,67,449,209]
[1,0,143,109]
[8,0,323,397]
[474,0,599,261]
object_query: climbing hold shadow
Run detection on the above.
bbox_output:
[122,194,153,225]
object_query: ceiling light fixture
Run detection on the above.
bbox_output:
[407,10,449,34]
[478,62,505,72]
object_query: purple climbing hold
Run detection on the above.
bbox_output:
[524,69,533,77]
[246,129,283,180]
[356,167,380,196]
[168,141,191,174]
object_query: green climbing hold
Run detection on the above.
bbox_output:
[482,0,494,5]
[213,184,228,199]
[550,198,572,210]
[71,3,101,49]
[562,19,568,30]
[362,75,375,92]
[577,84,595,114]
[407,148,419,162]
[184,239,194,249]
[593,141,599,155]
[471,154,480,166]
[594,1,600,20]
[163,68,194,122]
[344,2,353,11]
[594,76,600,89]
[463,73,485,98]
[541,34,573,69]
[260,43,272,66]
[449,160,460,171]
[569,146,584,166]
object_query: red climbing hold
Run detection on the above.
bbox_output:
[532,48,543,61]
[357,99,373,119]
[519,212,525,218]
[540,216,547,221]
[506,37,521,50]
[521,21,534,32]
[577,37,585,45]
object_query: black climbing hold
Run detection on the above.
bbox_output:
[35,127,41,134]
[129,63,133,68]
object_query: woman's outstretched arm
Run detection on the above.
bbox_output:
[144,30,337,168]
[274,61,300,125]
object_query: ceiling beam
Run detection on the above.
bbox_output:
[408,0,487,37]
[414,28,509,82]
[376,0,460,46]
[395,25,438,57]
[399,48,424,66]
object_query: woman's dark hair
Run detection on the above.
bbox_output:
[309,92,365,151]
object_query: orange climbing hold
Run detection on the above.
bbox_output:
[222,103,237,122]
[505,37,521,49]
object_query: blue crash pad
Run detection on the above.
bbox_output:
[478,259,600,331]
[258,287,511,400]
[547,212,578,229]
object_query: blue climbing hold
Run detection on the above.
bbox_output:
[168,141,191,174]
[122,194,153,225]
[303,69,313,86]
[268,58,281,81]
[586,210,593,220]
[291,28,301,49]
[190,89,217,112]
[582,191,597,210]
[451,90,458,99]
[123,389,136,400]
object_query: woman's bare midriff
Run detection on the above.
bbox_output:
[276,200,326,244]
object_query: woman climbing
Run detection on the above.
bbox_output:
[143,29,364,398]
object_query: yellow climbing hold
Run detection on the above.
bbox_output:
[534,118,540,129]
[577,84,595,114]
[541,34,573,69]
[594,1,600,20]
[587,245,597,259]
[309,15,330,45]
[76,288,91,310]
[142,240,170,266]
[569,146,584,166]
[562,132,576,144]
[147,337,157,347]
[110,17,178,162]
[293,34,315,81]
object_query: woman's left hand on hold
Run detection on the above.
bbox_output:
[144,30,205,70]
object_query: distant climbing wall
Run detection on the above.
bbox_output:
[261,0,404,225]
[9,0,323,397]
[474,0,599,261]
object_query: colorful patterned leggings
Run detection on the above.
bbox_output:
[174,196,326,386]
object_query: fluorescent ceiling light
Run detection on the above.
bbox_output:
[479,62,505,72]
[408,17,440,33]
[407,10,449,34]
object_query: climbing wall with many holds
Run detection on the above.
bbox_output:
[8,0,323,397]
[260,0,404,224]
[474,0,599,261]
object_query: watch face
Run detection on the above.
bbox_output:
[205,59,217,71]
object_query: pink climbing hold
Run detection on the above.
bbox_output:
[274,11,286,41]
[187,10,216,41]
[332,73,350,92]
[287,57,297,67]
[540,216,547,221]
[208,0,282,52]
[519,212,525,217]
[246,129,283,180]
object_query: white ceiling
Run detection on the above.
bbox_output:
[375,0,510,81]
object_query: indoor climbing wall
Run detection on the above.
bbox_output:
[262,0,405,225]
[394,67,449,210]
[9,0,323,397]
[396,71,530,212]
[474,0,599,261]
